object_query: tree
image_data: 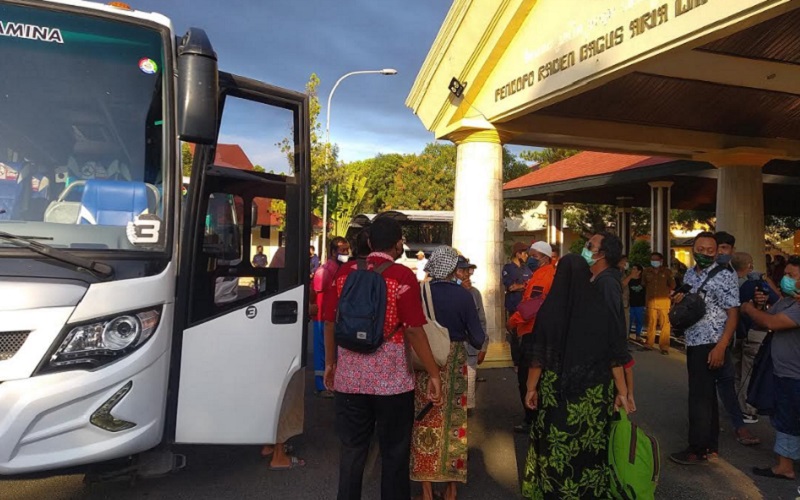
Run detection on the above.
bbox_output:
[384,143,456,211]
[628,239,652,268]
[278,73,340,219]
[329,169,368,237]
[181,142,193,178]
[503,147,536,218]
[346,153,404,213]
[252,165,266,173]
[519,147,581,166]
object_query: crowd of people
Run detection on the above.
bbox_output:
[293,211,800,499]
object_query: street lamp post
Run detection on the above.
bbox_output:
[320,68,397,261]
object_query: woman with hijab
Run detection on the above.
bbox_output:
[522,254,631,499]
[411,246,486,500]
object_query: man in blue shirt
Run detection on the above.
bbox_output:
[503,241,532,367]
[670,232,740,465]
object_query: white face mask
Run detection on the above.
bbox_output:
[337,254,349,264]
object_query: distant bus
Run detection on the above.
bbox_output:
[347,210,453,263]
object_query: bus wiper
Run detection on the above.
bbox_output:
[0,231,114,280]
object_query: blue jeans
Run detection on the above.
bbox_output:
[313,320,326,392]
[716,347,745,431]
[772,375,800,459]
[629,307,645,336]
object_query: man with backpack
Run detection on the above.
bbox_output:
[323,216,443,500]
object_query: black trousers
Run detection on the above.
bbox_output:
[335,390,414,500]
[687,344,721,454]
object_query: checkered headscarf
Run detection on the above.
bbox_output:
[424,246,459,280]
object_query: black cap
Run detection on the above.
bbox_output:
[456,255,476,269]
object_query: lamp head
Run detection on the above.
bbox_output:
[381,68,398,75]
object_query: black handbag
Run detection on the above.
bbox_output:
[746,332,774,415]
[669,266,725,331]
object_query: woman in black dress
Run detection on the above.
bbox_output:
[521,254,631,500]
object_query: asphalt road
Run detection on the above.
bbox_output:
[2,342,799,500]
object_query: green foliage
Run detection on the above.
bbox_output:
[628,239,651,268]
[252,164,266,173]
[519,148,581,166]
[329,169,368,237]
[181,142,193,178]
[569,237,587,255]
[278,73,339,219]
[347,153,404,213]
[503,147,536,218]
[384,143,456,211]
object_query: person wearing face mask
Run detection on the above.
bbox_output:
[742,256,800,481]
[311,236,350,398]
[507,241,557,433]
[669,232,741,465]
[715,231,737,271]
[643,252,676,355]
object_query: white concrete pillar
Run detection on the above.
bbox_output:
[649,181,673,266]
[710,154,769,272]
[616,196,633,255]
[546,203,564,256]
[451,129,507,365]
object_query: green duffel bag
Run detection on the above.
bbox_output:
[608,409,660,500]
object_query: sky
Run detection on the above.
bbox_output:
[129,0,457,165]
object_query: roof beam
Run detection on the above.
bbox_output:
[500,113,800,159]
[637,50,800,96]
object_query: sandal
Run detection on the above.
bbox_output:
[736,430,760,446]
[260,443,294,457]
[753,467,794,480]
[269,455,306,471]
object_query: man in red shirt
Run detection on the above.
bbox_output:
[312,236,350,397]
[323,216,442,500]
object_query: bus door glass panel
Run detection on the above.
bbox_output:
[175,87,305,445]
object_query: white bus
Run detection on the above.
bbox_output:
[0,0,310,478]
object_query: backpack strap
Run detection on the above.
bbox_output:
[697,265,726,295]
[374,261,393,275]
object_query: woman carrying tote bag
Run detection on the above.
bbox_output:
[410,246,486,500]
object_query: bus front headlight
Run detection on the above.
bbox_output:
[38,307,162,374]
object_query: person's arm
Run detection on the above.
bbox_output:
[707,309,738,369]
[612,366,631,413]
[667,271,676,291]
[742,301,800,331]
[323,320,337,389]
[524,366,543,409]
[622,274,633,286]
[624,365,636,413]
[463,292,487,350]
[404,326,442,404]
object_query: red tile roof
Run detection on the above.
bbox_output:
[503,152,673,190]
[188,143,254,170]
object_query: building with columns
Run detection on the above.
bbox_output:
[406,0,800,365]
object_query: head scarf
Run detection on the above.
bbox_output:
[424,246,459,280]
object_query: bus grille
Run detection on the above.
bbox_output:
[0,331,30,361]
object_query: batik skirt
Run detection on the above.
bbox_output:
[410,342,468,483]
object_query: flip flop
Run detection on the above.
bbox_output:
[260,444,294,457]
[269,455,306,471]
[752,467,794,480]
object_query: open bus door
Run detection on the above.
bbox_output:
[171,73,310,444]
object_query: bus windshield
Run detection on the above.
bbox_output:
[0,3,168,252]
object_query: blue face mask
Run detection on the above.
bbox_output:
[526,256,539,272]
[454,278,463,286]
[650,261,662,268]
[780,275,798,296]
[581,247,596,267]
[716,254,732,265]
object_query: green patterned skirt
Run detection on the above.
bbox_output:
[522,370,615,500]
[411,342,468,483]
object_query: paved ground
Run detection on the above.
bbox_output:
[2,341,799,499]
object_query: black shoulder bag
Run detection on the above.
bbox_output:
[669,266,725,332]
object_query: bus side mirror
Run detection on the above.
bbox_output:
[177,28,219,145]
